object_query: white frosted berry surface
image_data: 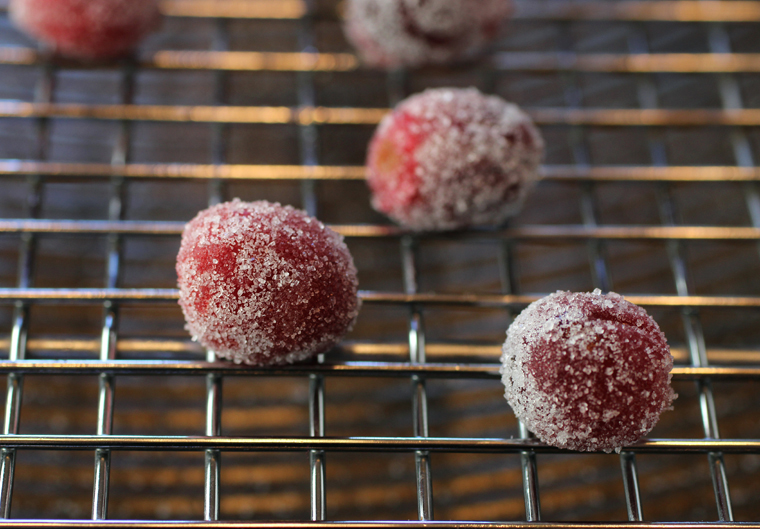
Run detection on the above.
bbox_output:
[367,87,543,231]
[10,0,160,60]
[344,0,512,67]
[500,289,676,452]
[176,200,360,366]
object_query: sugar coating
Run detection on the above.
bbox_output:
[367,87,543,231]
[500,289,677,452]
[10,0,160,60]
[344,0,512,68]
[176,199,361,366]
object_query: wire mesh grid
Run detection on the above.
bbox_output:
[0,0,760,525]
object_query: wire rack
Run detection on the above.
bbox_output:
[0,0,760,525]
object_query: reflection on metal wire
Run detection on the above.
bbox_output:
[4,101,760,126]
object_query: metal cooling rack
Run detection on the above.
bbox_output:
[0,0,760,525]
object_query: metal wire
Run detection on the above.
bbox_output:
[0,434,753,454]
[3,162,760,182]
[0,522,755,529]
[9,49,760,74]
[498,242,541,521]
[295,0,327,520]
[0,360,752,381]
[2,289,760,310]
[91,59,135,522]
[402,235,434,522]
[200,15,232,523]
[5,219,760,241]
[0,54,54,519]
[4,101,760,126]
[385,63,435,522]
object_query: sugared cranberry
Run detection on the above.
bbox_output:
[344,0,513,68]
[10,0,160,60]
[366,87,543,231]
[176,200,360,366]
[501,289,677,452]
